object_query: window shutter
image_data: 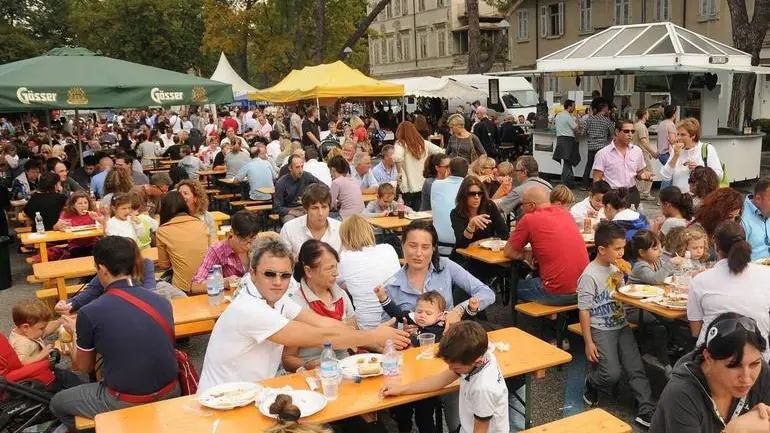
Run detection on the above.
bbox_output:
[558,2,564,36]
[700,0,708,17]
[539,5,547,38]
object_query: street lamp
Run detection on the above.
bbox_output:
[496,19,510,31]
[343,46,353,61]
[496,20,510,71]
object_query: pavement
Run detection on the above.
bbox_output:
[2,152,768,432]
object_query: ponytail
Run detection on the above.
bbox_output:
[602,187,630,210]
[659,186,694,220]
[714,221,751,274]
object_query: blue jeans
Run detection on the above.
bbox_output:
[517,277,576,306]
[658,153,672,189]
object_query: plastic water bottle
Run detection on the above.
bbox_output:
[319,342,340,400]
[382,339,400,384]
[34,212,45,234]
[214,265,225,303]
[20,184,27,200]
[207,269,223,307]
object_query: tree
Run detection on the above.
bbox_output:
[0,0,73,63]
[726,0,770,127]
[335,0,392,60]
[466,0,522,73]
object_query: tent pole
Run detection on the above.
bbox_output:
[316,98,320,113]
[402,96,405,122]
[75,109,83,167]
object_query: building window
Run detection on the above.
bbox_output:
[396,35,403,61]
[614,0,631,25]
[615,75,631,94]
[437,0,444,6]
[402,32,411,60]
[388,37,395,62]
[546,76,560,95]
[393,0,401,16]
[380,38,387,63]
[579,0,592,33]
[419,32,429,58]
[700,0,718,20]
[516,9,529,40]
[438,29,446,56]
[401,0,408,14]
[539,2,564,38]
[418,0,425,12]
[653,0,671,21]
[385,2,392,19]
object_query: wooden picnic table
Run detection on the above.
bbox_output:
[32,248,158,302]
[256,187,275,195]
[362,193,377,203]
[94,327,571,432]
[20,228,105,262]
[456,244,511,265]
[159,159,181,166]
[195,167,226,185]
[171,292,230,325]
[209,211,230,231]
[612,290,687,321]
[368,211,432,231]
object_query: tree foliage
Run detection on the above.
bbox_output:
[0,0,72,63]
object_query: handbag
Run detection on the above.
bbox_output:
[106,289,199,395]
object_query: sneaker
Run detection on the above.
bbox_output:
[583,378,598,407]
[635,412,653,428]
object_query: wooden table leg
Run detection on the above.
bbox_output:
[38,242,48,262]
[56,277,67,301]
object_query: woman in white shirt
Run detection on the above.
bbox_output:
[660,118,723,193]
[337,215,401,329]
[688,221,770,359]
[393,121,444,211]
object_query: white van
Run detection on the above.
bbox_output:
[441,74,539,118]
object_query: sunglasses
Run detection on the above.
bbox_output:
[620,129,635,134]
[262,270,293,280]
[706,317,758,347]
[468,191,484,197]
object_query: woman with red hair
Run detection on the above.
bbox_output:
[693,187,743,240]
[393,121,445,211]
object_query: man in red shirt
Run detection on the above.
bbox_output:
[221,111,239,135]
[504,184,588,305]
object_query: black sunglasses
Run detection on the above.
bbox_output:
[620,128,635,134]
[262,270,293,280]
[706,317,758,347]
[468,191,484,197]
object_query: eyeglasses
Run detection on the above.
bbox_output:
[620,129,635,134]
[706,317,758,347]
[468,191,484,197]
[262,270,293,280]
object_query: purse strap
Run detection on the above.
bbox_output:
[107,289,174,342]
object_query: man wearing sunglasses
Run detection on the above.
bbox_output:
[591,120,653,208]
[198,238,411,392]
[741,177,770,261]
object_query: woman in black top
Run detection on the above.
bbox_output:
[450,176,508,280]
[23,172,67,230]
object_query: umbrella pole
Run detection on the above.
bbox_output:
[402,96,406,122]
[316,98,320,113]
[75,109,83,167]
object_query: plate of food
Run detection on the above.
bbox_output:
[755,258,770,266]
[259,391,327,419]
[405,211,431,220]
[653,292,688,310]
[618,284,665,299]
[339,353,384,378]
[69,224,99,232]
[198,382,263,410]
[663,276,690,288]
[479,239,507,250]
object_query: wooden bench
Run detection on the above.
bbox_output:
[515,302,577,320]
[520,409,631,433]
[231,200,269,208]
[175,320,215,338]
[75,415,95,431]
[568,322,638,337]
[245,204,273,212]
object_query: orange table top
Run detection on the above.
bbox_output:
[20,228,104,245]
[219,178,237,184]
[196,168,226,176]
[257,187,275,195]
[368,211,432,230]
[171,292,229,325]
[33,248,158,280]
[456,244,511,266]
[612,290,687,321]
[95,327,571,433]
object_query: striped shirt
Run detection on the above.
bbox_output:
[583,114,614,151]
[191,240,246,284]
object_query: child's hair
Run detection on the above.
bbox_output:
[12,299,52,327]
[110,192,132,209]
[62,191,96,216]
[377,182,396,198]
[594,221,626,248]
[416,291,447,312]
[685,224,709,261]
[437,321,488,365]
[663,226,688,257]
[497,161,513,177]
[180,145,192,156]
[631,229,659,260]
[590,180,611,196]
[602,187,630,210]
[659,186,694,220]
[549,184,574,207]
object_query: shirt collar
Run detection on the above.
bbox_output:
[105,277,135,290]
[463,352,491,381]
[299,279,345,303]
[609,140,636,152]
[745,196,766,221]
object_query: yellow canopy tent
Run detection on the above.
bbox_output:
[248,61,404,103]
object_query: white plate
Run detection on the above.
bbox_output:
[618,284,665,299]
[405,211,431,220]
[340,354,384,378]
[582,233,595,242]
[259,390,327,419]
[652,297,688,310]
[479,239,507,250]
[198,382,263,410]
[663,276,689,287]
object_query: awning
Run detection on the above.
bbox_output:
[385,77,487,100]
[210,52,257,96]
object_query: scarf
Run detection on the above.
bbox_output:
[299,283,345,321]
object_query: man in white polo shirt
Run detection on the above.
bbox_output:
[280,184,342,257]
[198,238,410,392]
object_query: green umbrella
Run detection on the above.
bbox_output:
[0,47,233,109]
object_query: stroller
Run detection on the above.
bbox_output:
[0,377,59,433]
[0,333,60,433]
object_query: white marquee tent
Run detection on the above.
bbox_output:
[385,76,487,101]
[210,52,256,99]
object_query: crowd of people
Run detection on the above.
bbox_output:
[1,101,770,433]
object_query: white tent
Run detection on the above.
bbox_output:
[210,52,257,98]
[385,76,486,101]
